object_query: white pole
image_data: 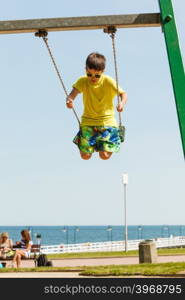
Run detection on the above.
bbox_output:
[122,173,128,252]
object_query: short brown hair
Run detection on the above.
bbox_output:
[86,52,106,71]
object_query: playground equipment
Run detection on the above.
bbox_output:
[0,0,184,157]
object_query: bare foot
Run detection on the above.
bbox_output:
[99,151,112,160]
[80,152,92,160]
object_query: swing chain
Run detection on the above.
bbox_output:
[104,26,122,127]
[35,30,81,126]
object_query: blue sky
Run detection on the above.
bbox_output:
[0,0,184,226]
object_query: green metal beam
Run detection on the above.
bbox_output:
[0,13,160,34]
[159,0,185,159]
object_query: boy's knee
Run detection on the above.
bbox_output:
[99,151,112,160]
[80,152,92,160]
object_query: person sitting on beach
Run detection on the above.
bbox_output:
[12,229,33,268]
[0,232,14,259]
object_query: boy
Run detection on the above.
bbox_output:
[66,52,127,160]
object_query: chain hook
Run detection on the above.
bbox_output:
[35,29,48,38]
[103,26,117,34]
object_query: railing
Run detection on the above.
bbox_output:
[40,236,185,254]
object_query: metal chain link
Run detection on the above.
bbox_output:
[36,31,80,126]
[43,37,69,96]
[110,32,122,126]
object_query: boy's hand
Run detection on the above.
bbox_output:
[116,102,124,112]
[66,97,73,109]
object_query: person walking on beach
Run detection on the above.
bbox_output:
[12,229,33,268]
[66,52,127,160]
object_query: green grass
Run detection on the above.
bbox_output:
[0,262,185,277]
[0,266,85,273]
[47,250,138,259]
[80,262,185,276]
[46,247,185,259]
[158,248,185,255]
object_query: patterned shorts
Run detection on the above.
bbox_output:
[73,126,122,154]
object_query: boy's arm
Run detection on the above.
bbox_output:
[66,88,79,109]
[116,92,127,112]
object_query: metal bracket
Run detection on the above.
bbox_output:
[103,26,117,34]
[35,29,48,37]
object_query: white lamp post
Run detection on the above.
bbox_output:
[122,173,128,252]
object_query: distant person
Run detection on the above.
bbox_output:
[0,232,13,259]
[12,229,33,268]
[66,52,127,160]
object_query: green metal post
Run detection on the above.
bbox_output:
[159,0,185,159]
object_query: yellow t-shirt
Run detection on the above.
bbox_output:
[72,74,125,126]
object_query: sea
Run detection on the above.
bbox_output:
[0,225,185,246]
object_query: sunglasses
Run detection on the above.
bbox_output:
[86,73,101,78]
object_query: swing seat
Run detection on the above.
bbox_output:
[119,125,126,142]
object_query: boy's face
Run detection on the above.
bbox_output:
[86,68,103,84]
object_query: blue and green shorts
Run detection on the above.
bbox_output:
[73,126,122,154]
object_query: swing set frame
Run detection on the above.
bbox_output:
[0,0,184,158]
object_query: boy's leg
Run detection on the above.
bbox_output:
[80,152,92,160]
[73,126,95,160]
[99,151,112,160]
[97,127,122,159]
